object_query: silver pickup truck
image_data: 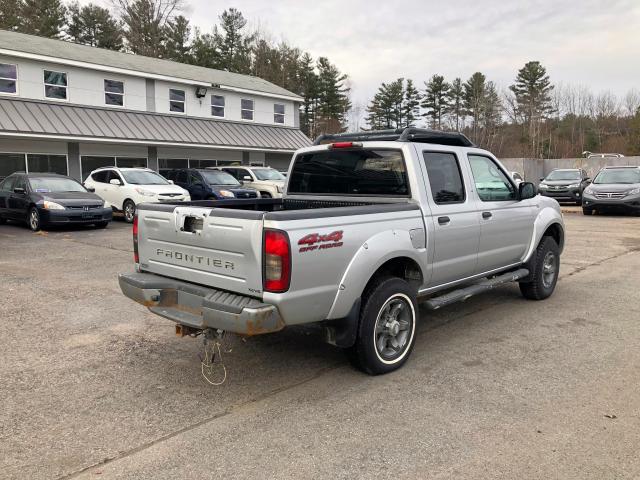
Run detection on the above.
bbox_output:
[119,128,564,375]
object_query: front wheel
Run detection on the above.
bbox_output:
[28,207,42,232]
[519,236,560,300]
[349,276,418,375]
[123,200,136,223]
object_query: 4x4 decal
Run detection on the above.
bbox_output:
[298,230,344,252]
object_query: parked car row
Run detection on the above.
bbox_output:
[0,165,288,230]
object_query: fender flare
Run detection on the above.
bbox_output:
[523,206,565,264]
[326,228,425,320]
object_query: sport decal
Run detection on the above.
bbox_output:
[298,230,344,253]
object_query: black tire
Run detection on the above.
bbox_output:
[260,191,272,199]
[95,221,109,229]
[349,276,418,375]
[123,200,136,223]
[519,236,560,300]
[28,206,41,232]
[582,207,593,215]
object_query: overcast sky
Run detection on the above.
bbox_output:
[89,0,640,105]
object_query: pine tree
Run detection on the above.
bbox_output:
[20,0,66,38]
[365,79,404,129]
[0,0,22,31]
[402,79,421,128]
[163,15,191,61]
[298,52,319,137]
[448,77,464,131]
[215,8,253,74]
[464,72,487,139]
[316,57,351,135]
[189,29,220,68]
[422,74,450,129]
[67,2,123,50]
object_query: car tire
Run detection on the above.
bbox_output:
[582,207,593,215]
[123,200,136,223]
[28,206,41,232]
[260,192,272,199]
[519,236,560,301]
[348,276,418,375]
[95,221,109,229]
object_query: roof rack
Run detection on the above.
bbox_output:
[314,128,475,147]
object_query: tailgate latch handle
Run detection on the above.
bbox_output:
[182,215,204,234]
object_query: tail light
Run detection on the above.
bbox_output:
[329,141,362,149]
[263,229,291,293]
[132,214,139,264]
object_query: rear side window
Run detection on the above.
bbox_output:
[422,152,465,204]
[288,149,409,196]
[175,170,188,183]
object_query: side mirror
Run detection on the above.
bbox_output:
[167,180,174,184]
[109,178,122,186]
[519,182,537,201]
[539,177,545,182]
[243,175,252,182]
[86,186,96,193]
[13,187,26,194]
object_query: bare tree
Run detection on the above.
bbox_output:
[622,88,640,117]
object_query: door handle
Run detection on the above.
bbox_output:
[438,216,450,225]
[482,211,493,219]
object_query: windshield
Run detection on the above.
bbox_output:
[122,170,169,185]
[593,169,640,184]
[545,170,581,181]
[29,177,86,193]
[253,168,285,181]
[200,170,240,186]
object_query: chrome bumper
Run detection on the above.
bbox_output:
[118,272,284,335]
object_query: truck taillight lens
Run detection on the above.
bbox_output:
[133,214,139,264]
[263,229,291,293]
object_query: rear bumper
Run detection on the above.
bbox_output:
[118,272,284,335]
[41,207,113,224]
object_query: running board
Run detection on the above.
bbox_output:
[423,268,529,310]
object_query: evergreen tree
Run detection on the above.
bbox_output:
[0,0,22,31]
[298,52,319,137]
[215,8,253,74]
[464,72,487,139]
[163,15,191,61]
[189,29,220,68]
[422,74,450,129]
[448,77,464,131]
[316,57,351,135]
[402,79,421,128]
[366,79,404,129]
[21,0,66,38]
[67,2,123,50]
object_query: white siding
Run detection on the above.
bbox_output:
[0,138,67,154]
[157,147,243,162]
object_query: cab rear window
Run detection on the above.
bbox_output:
[288,149,409,196]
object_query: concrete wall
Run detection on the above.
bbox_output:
[500,157,640,181]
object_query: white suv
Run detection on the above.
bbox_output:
[84,167,190,222]
[216,166,286,198]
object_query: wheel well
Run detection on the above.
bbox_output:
[365,257,423,292]
[542,222,564,251]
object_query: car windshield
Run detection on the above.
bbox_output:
[253,168,285,181]
[200,170,240,186]
[545,170,581,181]
[122,170,169,185]
[593,169,640,184]
[28,177,86,193]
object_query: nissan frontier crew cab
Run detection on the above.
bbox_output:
[119,128,565,375]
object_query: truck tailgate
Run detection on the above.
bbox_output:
[137,205,264,296]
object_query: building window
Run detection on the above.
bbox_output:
[81,156,115,181]
[116,157,147,168]
[211,95,225,117]
[104,79,124,107]
[44,70,67,100]
[0,153,26,180]
[169,89,185,113]
[241,99,254,120]
[27,154,67,175]
[159,158,188,169]
[0,63,17,95]
[274,104,285,124]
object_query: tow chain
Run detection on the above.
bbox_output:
[200,329,228,386]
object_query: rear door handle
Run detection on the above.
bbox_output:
[482,211,493,219]
[438,216,450,225]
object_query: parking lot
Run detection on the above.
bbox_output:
[1,213,639,480]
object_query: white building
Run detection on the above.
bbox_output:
[0,30,311,180]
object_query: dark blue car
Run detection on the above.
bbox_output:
[160,168,259,200]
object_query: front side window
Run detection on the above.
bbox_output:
[241,99,254,120]
[104,79,124,106]
[468,154,516,201]
[423,152,465,204]
[211,95,225,117]
[0,63,17,94]
[274,104,285,124]
[169,89,185,113]
[288,149,409,196]
[44,70,67,100]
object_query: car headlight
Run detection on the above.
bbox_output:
[135,188,156,197]
[539,183,547,189]
[584,187,595,195]
[628,187,640,196]
[42,200,65,210]
[568,183,580,188]
[219,190,235,198]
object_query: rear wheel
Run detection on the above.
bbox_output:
[28,207,41,232]
[123,200,136,223]
[519,236,559,300]
[349,276,417,375]
[582,207,593,215]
